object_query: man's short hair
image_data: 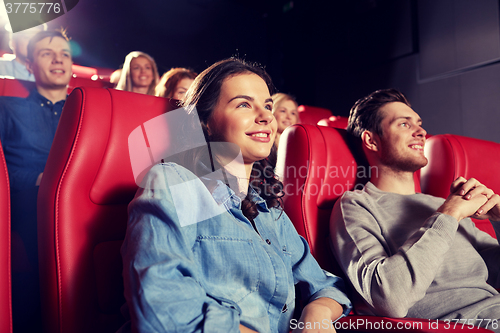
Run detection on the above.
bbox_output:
[26,28,70,62]
[347,88,411,139]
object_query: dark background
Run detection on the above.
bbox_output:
[2,0,500,142]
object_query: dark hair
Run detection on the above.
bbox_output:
[347,88,410,138]
[27,28,70,62]
[155,68,197,98]
[182,58,283,221]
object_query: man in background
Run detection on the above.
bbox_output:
[0,28,72,331]
[0,24,47,81]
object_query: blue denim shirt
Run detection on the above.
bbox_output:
[121,163,351,333]
[0,90,64,191]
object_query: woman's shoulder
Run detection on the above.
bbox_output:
[139,162,198,189]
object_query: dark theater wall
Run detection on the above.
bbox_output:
[322,0,500,142]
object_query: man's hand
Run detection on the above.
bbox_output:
[292,298,342,333]
[439,177,500,221]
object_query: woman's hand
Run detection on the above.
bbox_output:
[292,298,343,333]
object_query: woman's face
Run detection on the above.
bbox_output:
[274,99,299,134]
[130,56,153,88]
[172,77,194,100]
[208,73,277,165]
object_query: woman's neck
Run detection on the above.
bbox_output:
[132,86,149,95]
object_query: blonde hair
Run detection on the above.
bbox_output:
[115,51,159,95]
[272,93,299,120]
[155,67,197,98]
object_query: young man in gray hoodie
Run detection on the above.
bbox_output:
[331,88,500,331]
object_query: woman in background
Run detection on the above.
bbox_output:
[268,93,300,168]
[155,67,197,101]
[120,58,351,333]
[115,51,159,95]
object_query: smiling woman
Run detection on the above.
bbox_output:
[115,51,159,95]
[119,58,352,333]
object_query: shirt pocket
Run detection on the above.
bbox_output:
[193,236,261,303]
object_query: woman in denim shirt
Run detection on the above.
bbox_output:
[121,58,352,332]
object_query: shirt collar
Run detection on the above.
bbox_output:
[209,179,269,212]
[28,89,67,106]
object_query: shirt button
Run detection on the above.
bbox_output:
[266,239,271,245]
[54,112,57,115]
[40,103,44,107]
[282,304,288,313]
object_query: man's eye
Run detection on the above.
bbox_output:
[265,104,272,111]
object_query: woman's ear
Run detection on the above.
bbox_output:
[361,130,379,152]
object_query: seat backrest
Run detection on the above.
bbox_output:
[421,134,500,238]
[276,125,362,273]
[317,115,349,129]
[297,105,332,126]
[0,140,12,333]
[0,77,35,97]
[67,76,114,94]
[37,87,177,333]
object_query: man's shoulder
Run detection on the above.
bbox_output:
[338,185,373,206]
[0,95,29,108]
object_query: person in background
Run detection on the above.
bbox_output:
[0,28,72,332]
[120,58,351,333]
[109,68,122,88]
[155,67,197,101]
[268,93,299,168]
[0,24,47,81]
[115,51,159,95]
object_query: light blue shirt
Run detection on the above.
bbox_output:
[0,57,34,81]
[121,163,351,333]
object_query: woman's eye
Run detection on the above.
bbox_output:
[237,102,250,108]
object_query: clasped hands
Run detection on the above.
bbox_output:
[438,177,500,222]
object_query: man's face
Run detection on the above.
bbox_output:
[375,101,428,172]
[28,36,72,89]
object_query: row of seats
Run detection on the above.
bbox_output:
[1,86,497,332]
[0,74,113,98]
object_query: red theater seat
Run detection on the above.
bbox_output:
[297,105,332,125]
[421,134,500,238]
[317,115,349,129]
[0,77,35,97]
[0,76,114,98]
[276,124,491,332]
[68,76,114,94]
[0,141,12,333]
[37,87,178,333]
